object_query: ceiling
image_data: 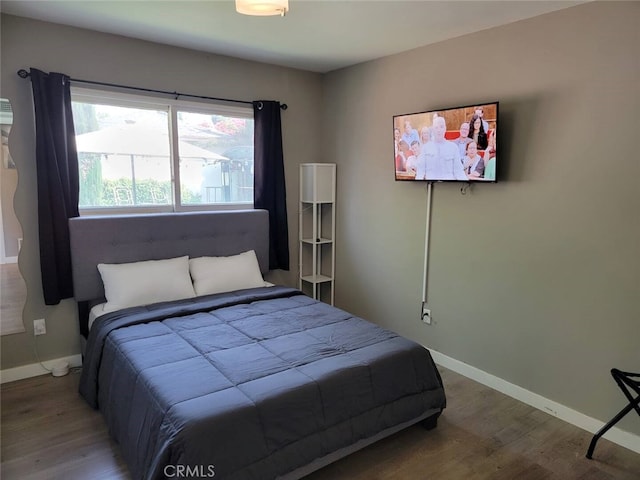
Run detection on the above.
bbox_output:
[1,1,584,73]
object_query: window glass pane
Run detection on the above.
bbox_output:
[177,110,254,205]
[72,102,171,208]
[72,91,254,213]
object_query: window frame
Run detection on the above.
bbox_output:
[71,87,255,215]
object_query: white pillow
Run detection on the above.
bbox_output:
[98,256,196,313]
[189,250,265,296]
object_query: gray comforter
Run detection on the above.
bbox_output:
[79,286,446,480]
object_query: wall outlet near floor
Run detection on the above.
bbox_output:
[421,306,432,325]
[33,318,46,336]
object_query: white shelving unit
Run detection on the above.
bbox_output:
[299,163,336,305]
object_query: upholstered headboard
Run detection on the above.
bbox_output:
[69,209,270,303]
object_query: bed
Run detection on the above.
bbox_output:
[70,210,446,480]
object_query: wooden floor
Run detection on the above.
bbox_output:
[1,367,638,480]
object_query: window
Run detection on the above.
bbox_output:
[71,88,254,214]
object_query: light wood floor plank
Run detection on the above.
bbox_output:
[1,367,638,479]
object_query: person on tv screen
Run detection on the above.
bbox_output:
[419,126,432,153]
[463,141,485,179]
[474,106,490,133]
[405,140,425,178]
[452,122,472,160]
[483,129,497,181]
[420,126,431,143]
[395,139,411,172]
[401,119,419,147]
[422,116,467,181]
[468,114,488,150]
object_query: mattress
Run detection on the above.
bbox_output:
[79,286,446,480]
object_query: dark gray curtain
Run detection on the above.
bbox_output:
[30,68,80,305]
[253,101,289,270]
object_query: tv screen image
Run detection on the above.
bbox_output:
[393,102,498,182]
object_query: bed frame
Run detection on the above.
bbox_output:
[68,208,442,480]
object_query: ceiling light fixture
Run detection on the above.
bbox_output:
[235,0,289,17]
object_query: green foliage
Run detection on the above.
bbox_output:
[88,178,202,206]
[180,185,202,204]
[71,102,99,135]
[78,153,103,207]
[101,178,169,206]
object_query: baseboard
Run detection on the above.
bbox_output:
[1,255,18,264]
[0,354,83,384]
[428,348,640,455]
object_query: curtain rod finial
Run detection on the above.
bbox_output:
[280,104,288,110]
[17,69,30,78]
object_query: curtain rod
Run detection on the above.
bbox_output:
[16,69,287,110]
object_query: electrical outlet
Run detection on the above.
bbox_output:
[421,307,432,325]
[33,318,46,336]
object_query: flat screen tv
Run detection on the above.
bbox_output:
[393,102,498,182]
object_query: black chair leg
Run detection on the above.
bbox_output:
[586,401,638,459]
[585,369,640,459]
